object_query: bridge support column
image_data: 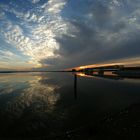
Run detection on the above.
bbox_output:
[98,69,104,76]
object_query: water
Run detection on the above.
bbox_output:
[0,72,140,139]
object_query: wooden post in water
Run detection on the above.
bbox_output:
[74,74,77,100]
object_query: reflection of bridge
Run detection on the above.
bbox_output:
[73,65,140,99]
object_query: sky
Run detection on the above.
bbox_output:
[0,0,140,70]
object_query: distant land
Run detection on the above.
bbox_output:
[0,70,73,73]
[1,65,140,76]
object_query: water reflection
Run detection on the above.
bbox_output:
[74,71,140,100]
[0,72,140,139]
[0,73,60,114]
[0,73,63,137]
[76,72,140,81]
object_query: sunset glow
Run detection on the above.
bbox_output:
[1,0,140,70]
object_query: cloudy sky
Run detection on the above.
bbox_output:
[0,0,140,70]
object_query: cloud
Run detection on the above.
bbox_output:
[0,0,140,70]
[0,0,68,68]
[39,0,140,69]
[31,0,40,4]
[46,0,67,14]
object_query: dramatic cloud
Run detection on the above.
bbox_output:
[0,0,140,70]
[0,0,68,69]
[41,0,140,69]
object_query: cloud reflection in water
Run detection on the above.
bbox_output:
[0,73,62,137]
[0,74,60,115]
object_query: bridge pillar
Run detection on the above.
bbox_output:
[98,69,104,76]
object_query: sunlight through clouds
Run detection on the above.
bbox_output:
[0,0,68,68]
[1,0,140,70]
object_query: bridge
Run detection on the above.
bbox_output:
[76,65,124,76]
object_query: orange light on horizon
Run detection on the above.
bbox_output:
[76,73,99,78]
[67,57,140,71]
[77,73,86,77]
[73,62,123,71]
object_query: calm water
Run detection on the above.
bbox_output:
[0,72,140,138]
